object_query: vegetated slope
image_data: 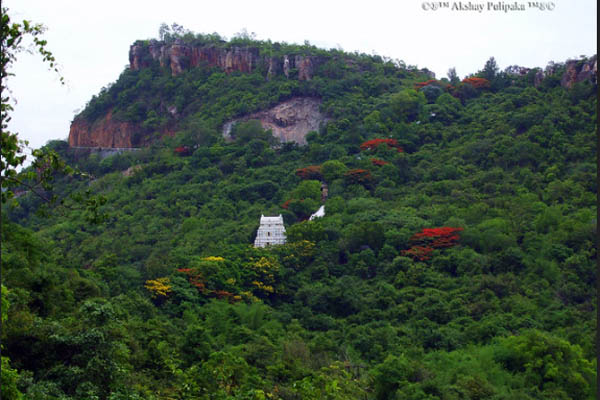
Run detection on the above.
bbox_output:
[2,30,597,399]
[68,32,436,148]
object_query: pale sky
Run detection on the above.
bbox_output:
[4,0,597,156]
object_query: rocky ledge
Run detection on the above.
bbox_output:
[129,40,326,80]
[222,97,328,145]
[69,110,137,148]
[505,55,597,88]
[69,110,174,148]
[560,56,597,88]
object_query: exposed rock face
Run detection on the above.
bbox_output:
[129,44,145,70]
[534,70,545,87]
[223,97,327,145]
[168,43,192,75]
[560,56,597,88]
[129,40,323,79]
[69,110,137,148]
[68,110,175,148]
[267,57,281,80]
[283,55,290,78]
[295,56,314,81]
[505,56,597,88]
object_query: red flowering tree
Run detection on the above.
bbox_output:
[360,138,403,153]
[402,246,434,262]
[281,199,292,209]
[295,165,323,180]
[174,146,192,156]
[409,227,463,246]
[344,169,374,189]
[402,227,464,261]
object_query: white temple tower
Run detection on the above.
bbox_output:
[254,214,286,247]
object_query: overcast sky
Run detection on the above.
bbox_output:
[4,0,597,155]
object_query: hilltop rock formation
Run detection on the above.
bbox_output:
[129,40,324,79]
[222,97,327,145]
[560,56,597,88]
[505,55,597,88]
[69,41,596,150]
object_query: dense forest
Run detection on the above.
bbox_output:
[1,25,597,399]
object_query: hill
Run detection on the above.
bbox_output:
[2,27,597,399]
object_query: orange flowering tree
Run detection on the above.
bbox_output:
[414,79,439,89]
[461,77,491,89]
[177,256,241,302]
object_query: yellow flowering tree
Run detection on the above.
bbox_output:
[246,256,280,297]
[144,277,172,298]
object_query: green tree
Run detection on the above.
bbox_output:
[1,7,64,203]
[481,56,499,81]
[390,89,426,122]
[494,330,595,399]
[371,354,422,400]
[1,285,23,400]
[447,67,460,84]
[320,160,347,182]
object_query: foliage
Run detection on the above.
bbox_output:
[494,330,596,399]
[295,165,323,180]
[1,6,64,203]
[343,169,374,189]
[1,23,597,399]
[370,158,389,166]
[360,138,403,153]
[461,77,491,89]
[145,277,172,298]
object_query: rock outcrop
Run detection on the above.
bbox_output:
[505,56,597,88]
[560,56,597,88]
[69,110,137,148]
[223,97,327,145]
[69,110,174,148]
[129,40,324,79]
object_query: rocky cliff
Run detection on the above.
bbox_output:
[69,110,137,148]
[222,97,327,145]
[560,56,597,88]
[129,39,325,79]
[505,55,597,88]
[69,110,173,148]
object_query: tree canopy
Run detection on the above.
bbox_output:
[1,20,597,399]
